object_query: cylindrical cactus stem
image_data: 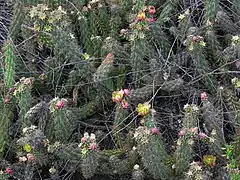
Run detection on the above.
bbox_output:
[80,152,99,179]
[202,101,225,159]
[134,125,170,179]
[3,41,15,89]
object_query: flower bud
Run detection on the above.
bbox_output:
[4,97,11,104]
[148,6,156,15]
[56,100,65,109]
[5,167,13,174]
[201,92,207,101]
[121,100,129,109]
[151,127,159,135]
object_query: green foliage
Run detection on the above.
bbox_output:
[223,140,240,180]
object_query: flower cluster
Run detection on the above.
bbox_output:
[184,35,206,51]
[178,9,190,21]
[29,4,66,27]
[178,127,198,137]
[134,126,151,144]
[231,77,240,88]
[136,102,151,116]
[120,5,157,41]
[18,153,35,162]
[49,97,67,113]
[47,141,61,153]
[78,132,97,156]
[17,126,48,163]
[134,126,159,144]
[136,5,156,23]
[177,127,206,146]
[185,161,202,179]
[151,127,160,135]
[232,35,240,45]
[183,104,199,113]
[22,125,37,135]
[0,167,13,177]
[13,77,34,97]
[112,89,130,109]
[179,127,208,140]
[28,4,67,45]
[81,0,103,12]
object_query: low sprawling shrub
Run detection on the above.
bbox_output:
[0,0,239,179]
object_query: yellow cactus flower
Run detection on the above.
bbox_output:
[38,12,46,20]
[34,23,40,31]
[82,53,90,60]
[178,14,185,21]
[137,11,146,21]
[136,103,151,116]
[23,144,32,153]
[112,90,124,103]
[199,40,206,47]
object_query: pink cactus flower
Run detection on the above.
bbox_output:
[4,97,11,104]
[5,167,13,174]
[89,143,97,151]
[27,153,35,161]
[201,92,207,101]
[147,18,155,23]
[121,100,129,109]
[196,161,202,165]
[123,89,130,96]
[190,127,198,134]
[112,90,124,103]
[119,89,124,96]
[179,129,186,136]
[148,6,156,15]
[8,87,14,93]
[81,137,87,143]
[151,127,160,135]
[112,96,122,103]
[192,35,201,42]
[56,100,65,109]
[199,132,207,139]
